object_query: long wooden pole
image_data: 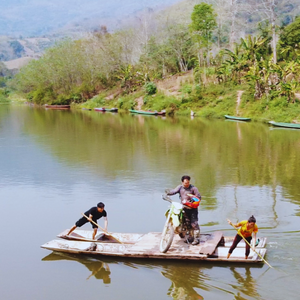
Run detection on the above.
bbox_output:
[227,219,273,268]
[81,213,123,244]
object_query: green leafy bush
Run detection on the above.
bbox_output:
[29,88,56,104]
[145,82,157,95]
[179,84,193,94]
[0,88,9,103]
[117,98,124,108]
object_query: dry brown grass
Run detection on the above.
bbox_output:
[156,70,194,97]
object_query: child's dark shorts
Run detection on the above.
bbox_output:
[75,217,98,229]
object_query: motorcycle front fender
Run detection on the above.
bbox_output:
[171,214,180,227]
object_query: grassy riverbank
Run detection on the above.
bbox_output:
[5,73,300,123]
[79,77,300,123]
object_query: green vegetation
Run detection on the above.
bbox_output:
[0,88,10,103]
[5,2,300,122]
[145,82,157,95]
[278,16,300,61]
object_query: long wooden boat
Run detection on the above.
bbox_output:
[41,229,267,264]
[94,107,118,112]
[157,110,166,116]
[45,104,70,110]
[129,109,158,115]
[224,115,251,121]
[269,121,300,129]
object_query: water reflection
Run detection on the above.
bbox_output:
[5,105,300,206]
[2,105,300,300]
[85,261,111,282]
[161,263,205,300]
[42,252,266,299]
[229,266,260,299]
[42,252,111,283]
[42,253,208,299]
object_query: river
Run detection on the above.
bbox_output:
[0,104,299,300]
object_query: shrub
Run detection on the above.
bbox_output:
[0,88,9,103]
[29,88,56,105]
[198,107,218,118]
[145,82,157,95]
[117,98,124,109]
[180,84,193,94]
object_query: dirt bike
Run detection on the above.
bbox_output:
[159,194,191,253]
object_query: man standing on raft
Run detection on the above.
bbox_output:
[166,175,201,245]
[227,215,258,259]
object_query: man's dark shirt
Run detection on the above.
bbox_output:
[85,207,107,222]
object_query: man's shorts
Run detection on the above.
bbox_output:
[75,216,98,229]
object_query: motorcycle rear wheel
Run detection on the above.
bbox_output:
[159,216,175,253]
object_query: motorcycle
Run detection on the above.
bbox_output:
[160,194,192,253]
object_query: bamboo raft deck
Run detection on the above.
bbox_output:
[41,230,267,264]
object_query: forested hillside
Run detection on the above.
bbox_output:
[3,1,300,123]
[0,0,181,62]
[159,0,300,47]
[1,0,299,62]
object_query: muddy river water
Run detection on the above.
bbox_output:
[1,104,300,300]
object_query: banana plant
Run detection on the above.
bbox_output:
[115,65,145,92]
[240,35,269,63]
[280,80,299,103]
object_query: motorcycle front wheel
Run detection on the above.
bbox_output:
[159,215,175,253]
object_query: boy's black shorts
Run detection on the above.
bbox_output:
[75,216,98,229]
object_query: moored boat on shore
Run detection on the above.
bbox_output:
[157,110,166,116]
[94,107,118,112]
[129,109,166,115]
[224,115,251,121]
[129,109,158,115]
[45,104,70,110]
[269,121,300,129]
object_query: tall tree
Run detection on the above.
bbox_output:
[229,0,238,48]
[278,16,300,61]
[257,0,278,63]
[249,0,295,63]
[190,2,217,73]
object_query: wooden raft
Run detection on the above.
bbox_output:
[57,229,144,244]
[199,231,224,255]
[41,230,267,263]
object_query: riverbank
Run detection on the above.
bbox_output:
[6,71,300,123]
[79,72,300,123]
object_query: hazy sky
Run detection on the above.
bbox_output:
[0,0,181,36]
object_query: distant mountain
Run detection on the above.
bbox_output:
[0,0,181,37]
[159,0,300,38]
[1,0,299,65]
[0,35,55,62]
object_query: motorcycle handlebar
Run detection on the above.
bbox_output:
[162,194,172,203]
[162,194,192,209]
